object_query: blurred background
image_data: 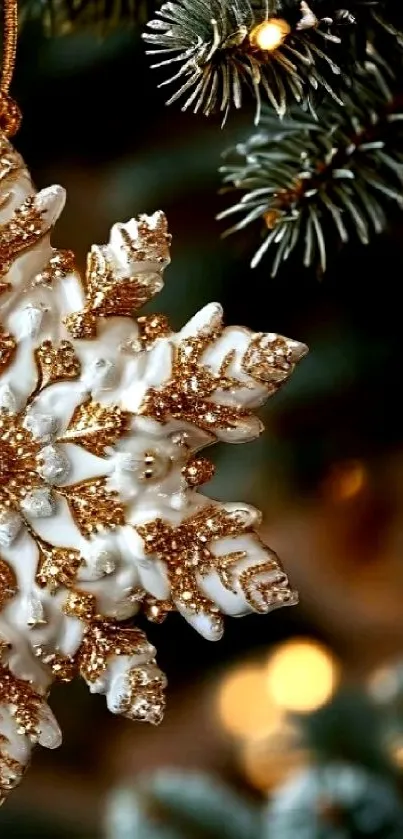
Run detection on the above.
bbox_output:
[3,19,403,838]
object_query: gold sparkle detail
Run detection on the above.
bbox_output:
[0,325,128,580]
[0,135,25,212]
[58,400,131,457]
[137,505,258,625]
[0,327,16,375]
[0,412,41,507]
[64,215,171,339]
[59,478,125,537]
[0,739,24,798]
[33,249,75,287]
[238,559,297,612]
[77,621,151,683]
[0,196,51,279]
[143,596,173,624]
[181,455,216,487]
[140,333,251,436]
[35,647,76,682]
[0,664,43,742]
[0,558,17,611]
[34,340,81,392]
[63,589,96,622]
[120,215,171,264]
[35,537,82,594]
[137,313,171,347]
[117,666,166,725]
[242,333,305,390]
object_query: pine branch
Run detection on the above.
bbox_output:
[143,0,403,124]
[217,59,403,275]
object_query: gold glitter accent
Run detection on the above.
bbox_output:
[0,196,52,279]
[35,536,82,594]
[0,411,41,507]
[117,666,166,725]
[33,647,77,682]
[64,215,171,339]
[181,455,216,487]
[242,333,306,390]
[0,135,25,214]
[59,478,125,537]
[0,663,43,741]
[120,214,171,264]
[77,621,150,683]
[143,596,173,624]
[0,557,17,610]
[0,326,16,375]
[138,314,171,347]
[0,739,24,796]
[33,249,75,287]
[34,340,81,392]
[140,332,251,435]
[63,589,96,621]
[137,505,258,625]
[0,322,128,568]
[58,400,131,457]
[0,135,24,184]
[238,559,297,612]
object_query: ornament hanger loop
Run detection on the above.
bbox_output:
[0,0,22,136]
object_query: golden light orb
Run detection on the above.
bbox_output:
[266,639,340,714]
[391,740,403,769]
[325,460,368,503]
[250,18,291,52]
[217,663,283,739]
[240,724,308,791]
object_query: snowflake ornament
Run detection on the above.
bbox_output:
[0,131,307,800]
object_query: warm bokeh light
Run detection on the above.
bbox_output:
[266,639,339,713]
[368,665,400,704]
[324,461,368,503]
[217,663,284,739]
[390,739,403,769]
[240,724,308,791]
[249,18,291,51]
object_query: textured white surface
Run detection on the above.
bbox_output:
[0,134,306,795]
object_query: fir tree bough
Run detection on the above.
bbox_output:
[143,0,361,124]
[218,60,403,275]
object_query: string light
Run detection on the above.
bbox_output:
[266,639,339,714]
[249,18,291,52]
[217,663,283,739]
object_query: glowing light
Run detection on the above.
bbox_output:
[240,724,307,791]
[368,665,400,704]
[325,461,367,503]
[266,639,339,714]
[391,740,403,769]
[217,663,283,739]
[250,18,291,52]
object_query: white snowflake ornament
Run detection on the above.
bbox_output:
[0,131,307,800]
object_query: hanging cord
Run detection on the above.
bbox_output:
[0,0,21,136]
